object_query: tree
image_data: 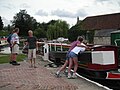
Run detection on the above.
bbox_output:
[0,31,8,36]
[68,21,86,42]
[37,20,58,39]
[0,16,3,31]
[47,24,55,40]
[68,21,95,43]
[3,24,13,32]
[11,10,37,36]
[47,20,69,40]
[34,28,46,38]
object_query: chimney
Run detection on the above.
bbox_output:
[77,16,79,24]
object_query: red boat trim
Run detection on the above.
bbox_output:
[106,72,120,79]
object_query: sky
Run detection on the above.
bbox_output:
[0,0,120,27]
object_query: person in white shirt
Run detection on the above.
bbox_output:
[67,37,88,79]
[11,28,20,65]
[55,36,81,77]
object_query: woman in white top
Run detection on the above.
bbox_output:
[10,28,20,65]
[67,37,88,79]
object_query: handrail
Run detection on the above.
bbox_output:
[114,39,120,46]
[37,42,70,51]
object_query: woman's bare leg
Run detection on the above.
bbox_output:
[67,58,73,78]
[72,57,78,74]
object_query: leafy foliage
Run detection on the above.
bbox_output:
[0,31,8,36]
[47,20,69,40]
[68,23,86,42]
[68,21,95,43]
[11,10,37,36]
[86,30,94,44]
[34,28,46,38]
[9,10,70,40]
[0,16,3,30]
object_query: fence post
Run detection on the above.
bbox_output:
[43,42,49,60]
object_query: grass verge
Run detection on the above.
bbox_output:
[0,54,27,64]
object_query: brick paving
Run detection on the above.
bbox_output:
[0,62,77,90]
[0,55,107,90]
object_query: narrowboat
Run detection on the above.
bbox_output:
[49,45,120,80]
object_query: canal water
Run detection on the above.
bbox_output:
[0,47,11,54]
[0,47,22,54]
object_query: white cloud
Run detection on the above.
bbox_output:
[35,10,48,16]
[51,9,76,18]
[118,2,120,7]
[0,0,120,27]
[1,3,15,10]
[75,9,88,17]
[96,0,111,2]
[20,3,30,8]
[1,17,11,26]
[51,9,87,18]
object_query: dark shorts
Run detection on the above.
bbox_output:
[65,51,70,60]
[69,52,77,58]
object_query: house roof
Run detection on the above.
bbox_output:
[81,13,120,30]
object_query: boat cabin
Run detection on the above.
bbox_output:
[78,45,118,71]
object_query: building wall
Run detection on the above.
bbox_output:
[94,37,110,45]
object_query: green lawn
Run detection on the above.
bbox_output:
[0,54,27,64]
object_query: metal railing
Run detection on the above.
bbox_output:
[114,39,120,46]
